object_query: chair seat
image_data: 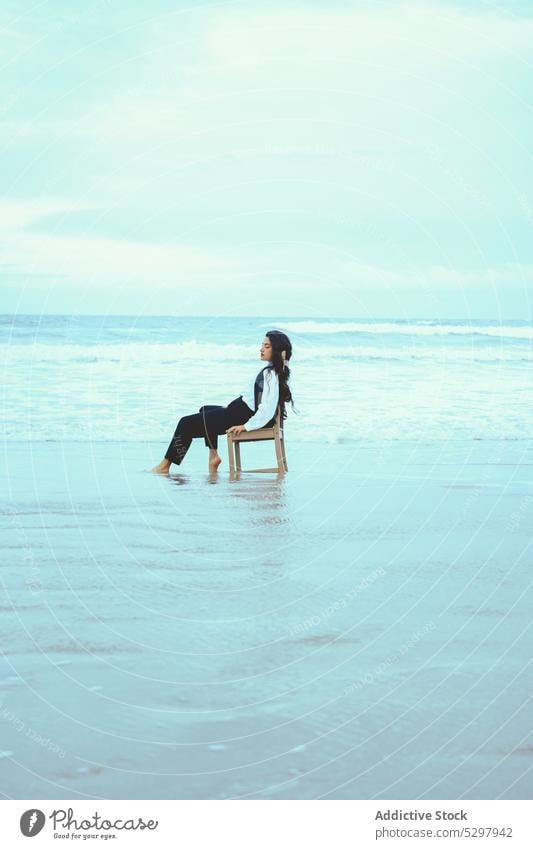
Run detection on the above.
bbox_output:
[232,427,276,442]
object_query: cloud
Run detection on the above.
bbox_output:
[0,198,235,287]
[2,198,530,295]
[336,259,533,289]
[0,26,22,38]
[1,2,531,316]
[28,0,527,230]
[206,3,533,68]
[0,197,95,230]
[47,1,533,152]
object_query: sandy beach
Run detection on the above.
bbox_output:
[1,437,531,799]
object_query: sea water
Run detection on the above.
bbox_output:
[1,314,532,444]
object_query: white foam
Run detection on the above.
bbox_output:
[277,320,533,340]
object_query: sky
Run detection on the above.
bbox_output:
[1,0,532,319]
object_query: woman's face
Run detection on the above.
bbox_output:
[260,336,272,362]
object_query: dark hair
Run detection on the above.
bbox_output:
[264,330,295,423]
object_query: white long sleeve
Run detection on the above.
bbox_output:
[243,367,279,431]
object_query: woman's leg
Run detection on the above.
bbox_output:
[151,398,255,474]
[198,405,226,471]
[152,405,228,473]
[151,413,197,474]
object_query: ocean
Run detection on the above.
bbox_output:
[1,315,532,444]
[2,314,532,799]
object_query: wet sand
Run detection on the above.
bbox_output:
[1,437,532,799]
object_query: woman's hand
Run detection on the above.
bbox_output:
[226,424,246,436]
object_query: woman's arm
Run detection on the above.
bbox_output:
[243,369,279,431]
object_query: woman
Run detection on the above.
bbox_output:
[151,330,294,474]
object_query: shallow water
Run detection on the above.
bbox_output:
[1,439,531,799]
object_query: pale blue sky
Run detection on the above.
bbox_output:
[1,0,532,318]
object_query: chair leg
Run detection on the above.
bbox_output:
[274,434,284,473]
[280,435,288,472]
[227,435,236,472]
[228,433,287,475]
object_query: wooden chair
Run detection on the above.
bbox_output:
[227,407,288,473]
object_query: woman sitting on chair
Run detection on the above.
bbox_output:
[151,330,294,474]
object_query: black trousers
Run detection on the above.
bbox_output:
[165,396,270,466]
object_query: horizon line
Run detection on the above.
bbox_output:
[1,314,531,322]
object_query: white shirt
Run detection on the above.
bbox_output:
[241,365,279,431]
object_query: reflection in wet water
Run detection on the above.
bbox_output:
[167,473,190,486]
[161,468,290,550]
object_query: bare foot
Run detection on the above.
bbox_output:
[208,451,222,472]
[151,459,171,475]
